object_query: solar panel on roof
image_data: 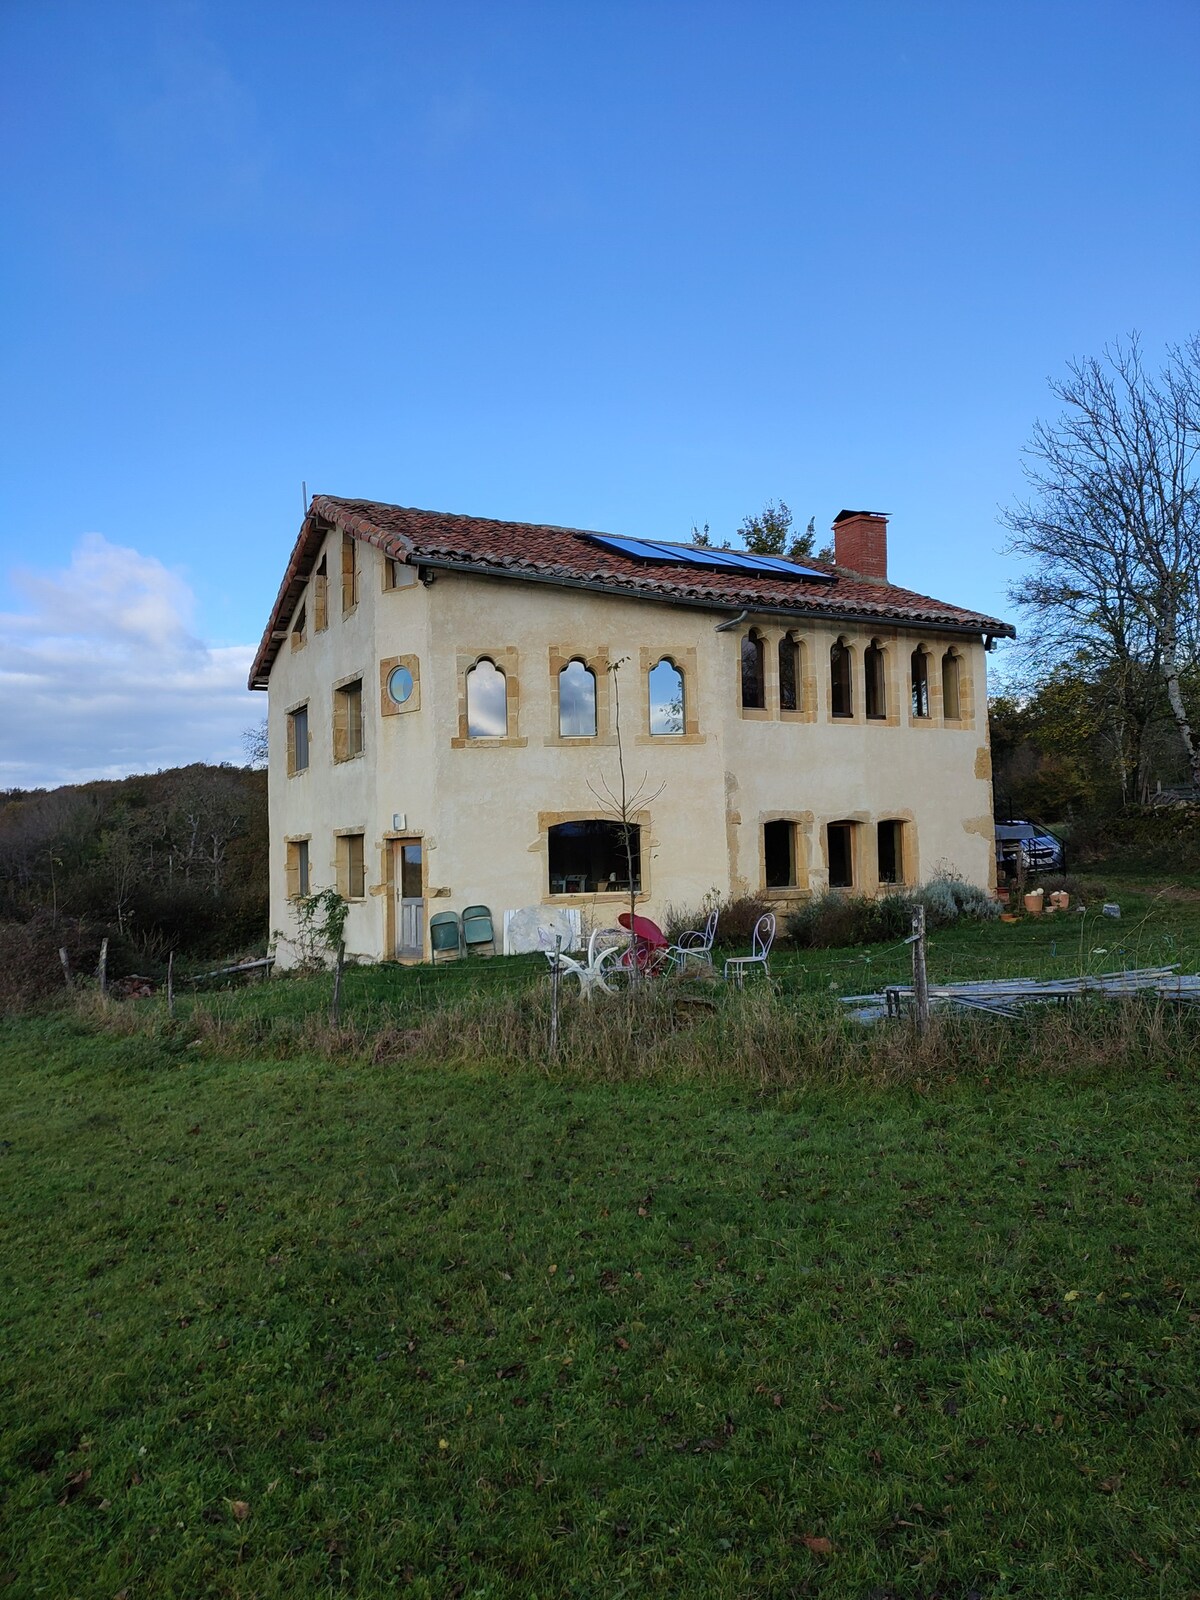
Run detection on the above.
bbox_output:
[581,532,834,582]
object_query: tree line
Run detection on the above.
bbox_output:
[0,763,268,963]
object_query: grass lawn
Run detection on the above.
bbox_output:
[3,942,1200,1598]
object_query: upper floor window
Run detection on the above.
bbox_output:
[286,704,309,775]
[290,603,307,651]
[830,640,853,718]
[558,659,597,737]
[778,634,800,712]
[333,679,364,761]
[314,556,329,632]
[466,658,508,738]
[341,533,359,613]
[864,641,886,719]
[648,658,684,735]
[942,649,962,720]
[740,630,765,710]
[911,648,930,718]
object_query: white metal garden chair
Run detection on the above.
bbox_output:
[542,925,628,999]
[665,909,719,977]
[723,912,776,988]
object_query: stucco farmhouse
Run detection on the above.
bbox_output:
[250,496,1013,966]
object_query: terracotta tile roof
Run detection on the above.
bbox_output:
[250,495,1014,688]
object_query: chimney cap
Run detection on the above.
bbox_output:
[833,508,889,523]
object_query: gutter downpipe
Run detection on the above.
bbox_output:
[713,609,749,633]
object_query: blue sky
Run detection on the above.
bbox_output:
[2,0,1198,786]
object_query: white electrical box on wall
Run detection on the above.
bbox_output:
[392,813,406,832]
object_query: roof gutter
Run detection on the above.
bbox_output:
[410,556,1015,640]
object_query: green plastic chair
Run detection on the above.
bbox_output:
[428,911,462,963]
[461,904,495,957]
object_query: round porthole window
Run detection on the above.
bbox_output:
[387,665,414,705]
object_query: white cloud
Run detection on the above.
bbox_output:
[0,534,261,789]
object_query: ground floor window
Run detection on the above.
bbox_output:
[877,819,904,885]
[336,832,366,900]
[285,839,310,899]
[827,820,856,888]
[763,819,797,888]
[548,820,640,895]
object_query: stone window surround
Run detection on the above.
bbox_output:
[334,825,368,901]
[535,807,653,905]
[452,646,527,748]
[635,645,703,745]
[285,699,310,777]
[758,810,814,896]
[545,646,616,746]
[331,671,366,763]
[379,654,421,718]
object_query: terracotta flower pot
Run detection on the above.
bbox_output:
[1023,890,1044,916]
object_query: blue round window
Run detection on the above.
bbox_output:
[387,665,414,705]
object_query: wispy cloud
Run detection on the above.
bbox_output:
[0,535,259,789]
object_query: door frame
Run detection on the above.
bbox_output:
[385,835,426,961]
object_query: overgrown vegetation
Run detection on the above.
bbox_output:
[787,875,999,950]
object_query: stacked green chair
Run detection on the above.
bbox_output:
[428,911,462,963]
[461,905,496,957]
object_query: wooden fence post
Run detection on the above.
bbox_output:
[167,951,176,1019]
[97,937,109,998]
[59,948,72,988]
[330,940,346,1027]
[549,934,562,1063]
[911,905,930,1038]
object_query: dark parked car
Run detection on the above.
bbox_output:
[995,819,1065,877]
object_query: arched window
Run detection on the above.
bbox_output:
[558,659,597,737]
[648,658,684,735]
[830,639,853,718]
[864,640,886,719]
[941,649,961,721]
[778,633,800,712]
[911,648,930,718]
[741,630,765,709]
[466,657,508,738]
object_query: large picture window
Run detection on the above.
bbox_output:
[558,659,597,737]
[548,820,640,895]
[466,658,508,738]
[648,658,684,736]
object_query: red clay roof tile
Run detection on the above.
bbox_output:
[250,495,1013,688]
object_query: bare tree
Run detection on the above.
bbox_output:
[1004,334,1200,790]
[588,658,664,986]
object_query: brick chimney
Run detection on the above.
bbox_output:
[832,509,889,582]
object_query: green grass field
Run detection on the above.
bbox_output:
[2,887,1199,1597]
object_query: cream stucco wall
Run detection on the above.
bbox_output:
[265,539,996,965]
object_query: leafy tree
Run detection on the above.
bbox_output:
[1003,334,1200,790]
[736,500,815,561]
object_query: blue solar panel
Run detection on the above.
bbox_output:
[582,532,834,582]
